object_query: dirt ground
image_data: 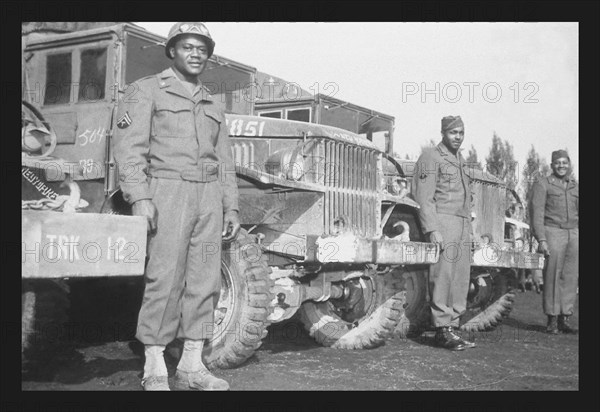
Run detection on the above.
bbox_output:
[21,278,579,391]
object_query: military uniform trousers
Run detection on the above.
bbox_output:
[136,177,223,345]
[542,226,578,316]
[429,214,472,328]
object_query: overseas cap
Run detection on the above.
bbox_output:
[551,149,570,162]
[165,22,215,59]
[441,115,464,132]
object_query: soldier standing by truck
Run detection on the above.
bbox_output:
[113,22,240,390]
[531,150,578,334]
[413,116,476,351]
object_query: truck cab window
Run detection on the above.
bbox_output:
[259,111,282,119]
[78,48,107,101]
[287,108,310,123]
[44,53,72,105]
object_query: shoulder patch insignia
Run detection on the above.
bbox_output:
[117,111,132,129]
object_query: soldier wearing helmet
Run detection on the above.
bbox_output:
[165,22,215,59]
[113,22,239,391]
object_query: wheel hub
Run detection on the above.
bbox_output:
[467,275,493,309]
[330,277,375,324]
[211,262,236,342]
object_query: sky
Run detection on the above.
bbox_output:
[136,22,578,180]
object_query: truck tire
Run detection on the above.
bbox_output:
[394,269,430,338]
[201,229,274,369]
[298,269,405,349]
[21,282,36,357]
[22,280,69,366]
[105,194,274,370]
[459,270,516,332]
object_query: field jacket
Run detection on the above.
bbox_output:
[412,142,472,234]
[113,68,238,213]
[530,174,578,241]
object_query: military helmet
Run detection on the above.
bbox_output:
[165,22,215,59]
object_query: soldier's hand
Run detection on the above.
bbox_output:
[132,199,158,234]
[429,231,444,246]
[222,210,241,242]
[538,240,550,256]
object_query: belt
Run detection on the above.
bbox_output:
[544,221,578,230]
[436,210,470,219]
[149,169,218,182]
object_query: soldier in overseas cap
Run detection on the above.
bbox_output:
[530,150,578,334]
[113,22,238,391]
[412,116,476,351]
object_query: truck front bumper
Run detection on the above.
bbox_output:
[315,234,440,265]
[472,246,545,269]
[313,234,544,269]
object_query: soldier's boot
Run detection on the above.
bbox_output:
[434,327,467,351]
[546,315,559,335]
[558,315,578,334]
[454,329,477,349]
[173,339,229,391]
[141,345,170,391]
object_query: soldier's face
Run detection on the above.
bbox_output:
[551,157,570,178]
[170,35,209,78]
[442,126,465,151]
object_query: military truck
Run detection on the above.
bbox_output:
[21,23,543,370]
[21,23,441,369]
[385,160,545,336]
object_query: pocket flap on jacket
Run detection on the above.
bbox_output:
[155,100,192,113]
[203,106,224,123]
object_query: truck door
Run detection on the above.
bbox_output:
[23,32,120,184]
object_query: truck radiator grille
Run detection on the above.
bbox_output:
[232,138,380,238]
[232,142,255,167]
[322,140,379,237]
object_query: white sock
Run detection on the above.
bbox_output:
[143,345,168,379]
[177,339,206,372]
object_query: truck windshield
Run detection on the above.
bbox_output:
[78,47,107,101]
[44,52,72,105]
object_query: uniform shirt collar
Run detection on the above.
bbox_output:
[436,141,464,163]
[550,173,576,187]
[158,67,213,100]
